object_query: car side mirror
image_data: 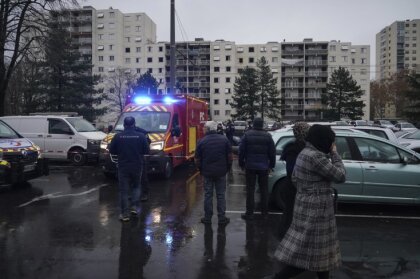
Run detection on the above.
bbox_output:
[276,149,282,156]
[401,156,408,165]
[171,126,181,137]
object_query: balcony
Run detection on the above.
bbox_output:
[305,82,327,88]
[305,60,328,66]
[196,92,210,99]
[281,83,304,88]
[305,49,328,55]
[282,71,305,77]
[282,49,304,55]
[305,104,322,110]
[306,72,328,77]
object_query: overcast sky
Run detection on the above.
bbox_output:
[81,0,420,77]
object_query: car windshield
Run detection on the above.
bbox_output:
[0,120,20,138]
[66,118,97,132]
[234,121,246,126]
[404,130,420,140]
[380,120,392,125]
[402,123,415,128]
[115,111,171,133]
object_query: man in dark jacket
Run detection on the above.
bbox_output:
[239,117,275,220]
[109,117,150,221]
[195,121,233,225]
[135,126,151,202]
[225,120,235,144]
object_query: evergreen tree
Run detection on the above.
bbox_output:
[257,57,281,121]
[322,67,365,120]
[132,71,160,95]
[40,22,106,121]
[230,67,259,120]
[403,73,420,121]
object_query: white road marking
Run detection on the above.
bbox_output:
[225,210,420,220]
[18,184,109,208]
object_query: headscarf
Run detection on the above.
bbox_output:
[293,122,310,142]
[306,124,335,154]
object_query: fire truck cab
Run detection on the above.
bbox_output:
[100,94,208,178]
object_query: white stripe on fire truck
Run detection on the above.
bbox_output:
[160,106,167,112]
[152,106,161,112]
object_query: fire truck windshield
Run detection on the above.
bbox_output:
[114,111,171,133]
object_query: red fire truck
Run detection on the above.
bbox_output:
[100,94,208,178]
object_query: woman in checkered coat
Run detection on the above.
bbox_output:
[273,125,346,279]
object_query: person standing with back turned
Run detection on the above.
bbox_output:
[195,121,233,225]
[239,117,276,221]
[109,116,149,222]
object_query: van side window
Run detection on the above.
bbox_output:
[48,119,72,134]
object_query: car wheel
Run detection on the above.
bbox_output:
[164,158,173,179]
[69,148,86,166]
[271,179,286,210]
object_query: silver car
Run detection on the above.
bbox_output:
[399,130,420,153]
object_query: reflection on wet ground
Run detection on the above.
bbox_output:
[1,161,420,278]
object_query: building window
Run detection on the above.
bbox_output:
[329,45,336,51]
[214,77,219,83]
[361,58,367,64]
[159,46,163,52]
[148,68,153,73]
[213,56,220,61]
[226,66,231,72]
[125,48,130,53]
[98,34,103,40]
[225,99,230,105]
[136,15,141,21]
[214,67,220,72]
[239,58,243,63]
[109,45,113,50]
[148,46,152,52]
[351,58,355,64]
[214,99,219,105]
[147,57,153,63]
[159,57,164,62]
[249,47,254,52]
[225,110,231,116]
[225,88,231,94]
[214,110,220,116]
[159,68,163,73]
[361,69,367,75]
[99,56,103,61]
[272,57,278,63]
[98,67,104,72]
[413,50,417,54]
[109,22,115,29]
[342,56,348,62]
[125,37,130,42]
[225,55,231,61]
[125,58,131,63]
[215,88,220,94]
[136,57,140,63]
[136,68,141,73]
[330,56,336,62]
[135,26,141,32]
[125,26,130,33]
[109,56,114,61]
[136,47,141,52]
[226,77,231,83]
[109,12,115,18]
[361,47,367,53]
[109,33,115,40]
[249,57,254,63]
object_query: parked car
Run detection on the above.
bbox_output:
[0,120,48,186]
[0,115,106,165]
[334,126,399,143]
[233,121,247,133]
[268,130,420,208]
[373,120,395,129]
[392,122,418,132]
[350,120,368,126]
[265,121,281,131]
[398,130,420,153]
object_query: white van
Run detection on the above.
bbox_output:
[0,115,106,165]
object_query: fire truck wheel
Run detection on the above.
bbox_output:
[164,159,173,179]
[69,148,86,166]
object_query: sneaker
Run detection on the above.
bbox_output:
[130,207,139,215]
[218,217,230,225]
[200,217,212,224]
[119,214,130,222]
[241,214,254,221]
[141,194,148,202]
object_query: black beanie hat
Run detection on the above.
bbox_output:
[253,117,264,129]
[306,124,335,154]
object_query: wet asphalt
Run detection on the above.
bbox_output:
[1,160,420,279]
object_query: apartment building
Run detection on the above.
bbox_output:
[376,19,420,81]
[328,41,370,119]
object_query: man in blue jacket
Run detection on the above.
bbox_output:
[195,121,233,225]
[110,116,150,221]
[239,117,275,220]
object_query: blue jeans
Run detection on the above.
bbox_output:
[118,167,142,215]
[203,175,227,219]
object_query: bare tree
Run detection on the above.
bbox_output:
[0,0,78,115]
[106,68,137,113]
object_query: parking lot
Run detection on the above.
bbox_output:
[1,160,420,279]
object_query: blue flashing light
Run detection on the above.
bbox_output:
[163,96,177,104]
[133,96,152,105]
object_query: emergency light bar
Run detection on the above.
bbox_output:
[133,96,152,105]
